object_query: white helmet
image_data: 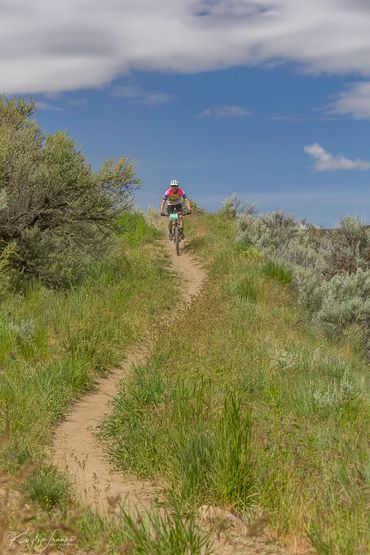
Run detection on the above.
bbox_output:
[170,179,179,187]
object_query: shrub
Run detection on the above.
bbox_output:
[236,211,370,343]
[220,193,257,219]
[189,199,206,214]
[0,241,16,297]
[0,97,140,287]
[317,269,370,329]
[237,210,302,252]
[322,217,370,276]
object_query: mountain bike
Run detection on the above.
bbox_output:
[161,211,191,255]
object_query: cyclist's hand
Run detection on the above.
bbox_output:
[187,210,192,215]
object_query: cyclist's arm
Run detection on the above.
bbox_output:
[160,195,167,212]
[181,192,191,211]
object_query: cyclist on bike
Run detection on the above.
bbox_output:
[160,179,191,240]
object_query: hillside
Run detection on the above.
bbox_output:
[1,211,369,554]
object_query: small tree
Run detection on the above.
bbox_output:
[189,199,206,214]
[0,97,140,286]
[220,193,257,219]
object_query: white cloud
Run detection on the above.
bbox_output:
[199,105,250,118]
[272,113,314,123]
[68,98,88,107]
[304,143,370,172]
[328,82,370,120]
[35,100,62,111]
[1,1,370,94]
[111,85,174,105]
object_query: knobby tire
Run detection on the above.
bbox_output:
[175,225,180,256]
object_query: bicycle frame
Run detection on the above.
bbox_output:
[166,212,186,255]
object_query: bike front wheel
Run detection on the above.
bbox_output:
[174,225,180,256]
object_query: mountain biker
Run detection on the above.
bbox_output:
[160,179,191,240]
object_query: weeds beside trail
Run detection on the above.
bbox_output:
[102,214,369,554]
[0,212,176,478]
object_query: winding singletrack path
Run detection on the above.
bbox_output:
[52,240,205,516]
[52,238,294,554]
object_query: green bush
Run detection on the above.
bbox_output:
[237,211,370,341]
[0,241,16,298]
[0,97,140,287]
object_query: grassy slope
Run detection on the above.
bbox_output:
[1,212,214,555]
[102,214,369,554]
[0,212,177,474]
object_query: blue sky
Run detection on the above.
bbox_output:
[2,1,370,226]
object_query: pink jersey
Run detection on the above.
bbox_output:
[163,187,187,205]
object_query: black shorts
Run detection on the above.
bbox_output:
[167,204,183,214]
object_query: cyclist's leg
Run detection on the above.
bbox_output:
[177,205,184,238]
[167,205,173,238]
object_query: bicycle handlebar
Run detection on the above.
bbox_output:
[160,211,191,217]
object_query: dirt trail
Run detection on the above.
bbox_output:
[52,240,205,516]
[52,238,293,554]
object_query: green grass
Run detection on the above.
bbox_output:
[102,213,369,554]
[233,276,259,301]
[76,506,212,555]
[2,211,369,553]
[263,261,292,285]
[21,466,72,511]
[0,212,177,473]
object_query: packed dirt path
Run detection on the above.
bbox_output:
[52,239,205,516]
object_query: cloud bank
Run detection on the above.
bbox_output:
[1,1,370,94]
[304,143,370,172]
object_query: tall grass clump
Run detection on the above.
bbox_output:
[233,276,259,301]
[212,394,253,506]
[77,506,212,555]
[21,466,71,511]
[263,261,292,285]
[102,367,255,510]
[118,508,212,555]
